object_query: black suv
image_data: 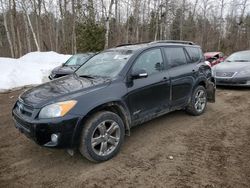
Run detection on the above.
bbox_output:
[12,41,215,162]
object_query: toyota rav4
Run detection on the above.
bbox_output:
[12,40,215,162]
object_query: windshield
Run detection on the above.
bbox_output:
[75,50,133,78]
[65,54,91,66]
[225,51,250,62]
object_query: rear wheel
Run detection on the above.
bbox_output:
[186,85,207,116]
[79,111,125,162]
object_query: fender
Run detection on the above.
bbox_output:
[70,100,131,148]
[194,76,216,103]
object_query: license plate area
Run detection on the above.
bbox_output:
[13,118,32,139]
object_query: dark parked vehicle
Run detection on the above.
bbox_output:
[49,53,95,79]
[12,41,215,162]
[214,50,250,87]
[204,52,225,67]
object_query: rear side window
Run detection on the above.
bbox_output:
[185,47,202,63]
[164,47,187,67]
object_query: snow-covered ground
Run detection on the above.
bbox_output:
[0,51,71,92]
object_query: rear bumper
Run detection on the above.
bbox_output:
[12,109,82,148]
[206,80,216,103]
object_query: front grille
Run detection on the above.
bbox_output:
[216,72,235,78]
[16,100,34,117]
[217,80,247,85]
[13,114,32,131]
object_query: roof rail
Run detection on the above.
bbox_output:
[115,41,151,48]
[151,40,195,45]
[115,43,133,47]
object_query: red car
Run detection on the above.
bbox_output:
[204,52,225,67]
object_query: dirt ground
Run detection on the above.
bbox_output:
[0,87,250,188]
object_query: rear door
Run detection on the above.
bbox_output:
[163,46,196,108]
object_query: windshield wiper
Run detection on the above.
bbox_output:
[75,73,111,80]
[77,74,95,79]
[234,60,249,62]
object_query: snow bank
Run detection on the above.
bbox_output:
[0,51,71,92]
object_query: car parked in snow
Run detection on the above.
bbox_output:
[204,52,225,67]
[214,50,250,87]
[12,40,215,162]
[49,53,95,79]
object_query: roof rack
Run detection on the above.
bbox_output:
[150,40,195,45]
[115,41,151,48]
[115,43,133,47]
[115,40,195,48]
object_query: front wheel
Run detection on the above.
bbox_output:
[79,111,125,162]
[186,85,207,116]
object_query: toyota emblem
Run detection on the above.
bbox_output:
[18,103,24,113]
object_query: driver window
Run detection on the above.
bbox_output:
[132,49,164,75]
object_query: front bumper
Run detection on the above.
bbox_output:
[12,108,82,148]
[216,77,250,87]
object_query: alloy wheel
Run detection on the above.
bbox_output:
[91,120,121,156]
[194,90,206,112]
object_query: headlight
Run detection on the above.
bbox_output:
[237,69,250,76]
[39,100,77,119]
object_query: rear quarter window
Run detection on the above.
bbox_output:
[185,47,203,63]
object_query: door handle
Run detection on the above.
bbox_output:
[163,77,169,81]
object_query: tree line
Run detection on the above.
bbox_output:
[0,0,249,58]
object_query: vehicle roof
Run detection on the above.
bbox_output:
[106,41,201,54]
[231,50,250,54]
[204,52,222,58]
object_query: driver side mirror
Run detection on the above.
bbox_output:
[131,69,148,79]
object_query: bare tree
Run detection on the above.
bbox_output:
[23,13,31,52]
[72,0,77,53]
[104,0,114,49]
[180,0,186,40]
[200,0,212,50]
[154,0,159,41]
[0,0,249,57]
[192,0,199,17]
[21,0,41,51]
[0,0,14,57]
[218,0,226,50]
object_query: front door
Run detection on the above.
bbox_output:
[126,48,171,123]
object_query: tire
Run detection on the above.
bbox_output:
[79,111,125,162]
[186,85,207,116]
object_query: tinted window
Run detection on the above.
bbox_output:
[132,49,164,75]
[185,47,202,63]
[164,47,187,67]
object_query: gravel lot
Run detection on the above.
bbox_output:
[0,87,250,188]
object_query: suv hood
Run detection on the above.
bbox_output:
[215,61,250,72]
[20,74,111,108]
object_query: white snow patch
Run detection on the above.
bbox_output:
[0,51,71,92]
